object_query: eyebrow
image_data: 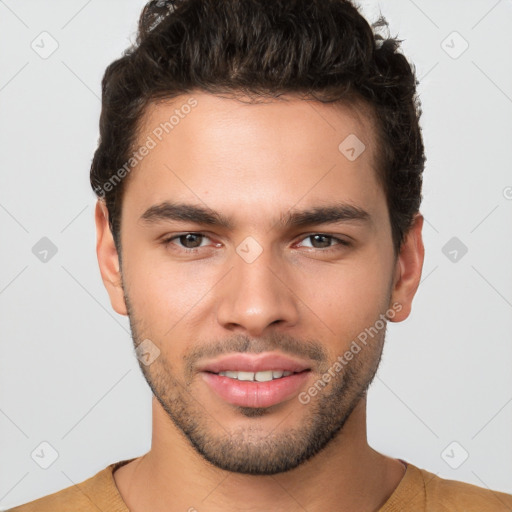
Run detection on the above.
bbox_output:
[139,201,371,230]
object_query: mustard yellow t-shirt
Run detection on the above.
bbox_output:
[6,458,512,511]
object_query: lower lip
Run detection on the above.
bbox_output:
[201,371,310,408]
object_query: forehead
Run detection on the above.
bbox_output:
[138,91,378,166]
[122,91,384,225]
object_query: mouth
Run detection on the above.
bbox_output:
[213,369,299,381]
[201,370,311,408]
[198,353,312,408]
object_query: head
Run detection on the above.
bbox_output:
[93,0,425,475]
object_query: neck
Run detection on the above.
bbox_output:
[114,396,406,512]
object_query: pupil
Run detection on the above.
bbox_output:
[312,234,330,248]
[181,234,202,248]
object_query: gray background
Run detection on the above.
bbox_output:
[1,0,511,508]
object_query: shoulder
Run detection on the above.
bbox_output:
[418,465,512,511]
[6,482,95,512]
[5,461,129,512]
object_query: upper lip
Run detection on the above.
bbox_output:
[197,353,312,374]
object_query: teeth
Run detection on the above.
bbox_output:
[218,370,295,381]
[237,371,254,381]
[255,370,273,382]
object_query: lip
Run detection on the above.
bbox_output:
[197,353,312,374]
[201,370,311,408]
[198,352,312,408]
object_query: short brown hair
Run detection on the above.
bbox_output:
[90,0,425,256]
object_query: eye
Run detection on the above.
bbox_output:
[161,232,350,254]
[164,233,213,250]
[297,234,350,250]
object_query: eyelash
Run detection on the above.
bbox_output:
[162,233,351,253]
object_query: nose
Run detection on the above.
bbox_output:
[215,246,300,337]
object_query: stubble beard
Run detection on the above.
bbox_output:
[124,291,386,475]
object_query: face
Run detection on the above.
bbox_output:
[96,91,423,475]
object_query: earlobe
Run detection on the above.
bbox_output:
[95,200,128,316]
[388,213,425,323]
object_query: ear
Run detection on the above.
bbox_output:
[388,213,425,322]
[95,200,128,316]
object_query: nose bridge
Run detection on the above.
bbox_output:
[215,241,299,335]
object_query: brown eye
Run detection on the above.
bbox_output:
[163,233,210,250]
[309,234,332,248]
[176,233,204,249]
[296,234,351,251]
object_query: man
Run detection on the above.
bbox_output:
[9,0,512,510]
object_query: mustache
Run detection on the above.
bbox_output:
[183,332,328,373]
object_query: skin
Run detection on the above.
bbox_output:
[95,91,424,511]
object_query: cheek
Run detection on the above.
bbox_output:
[122,234,394,340]
[123,254,216,329]
[304,254,392,337]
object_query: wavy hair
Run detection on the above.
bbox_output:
[90,0,425,256]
